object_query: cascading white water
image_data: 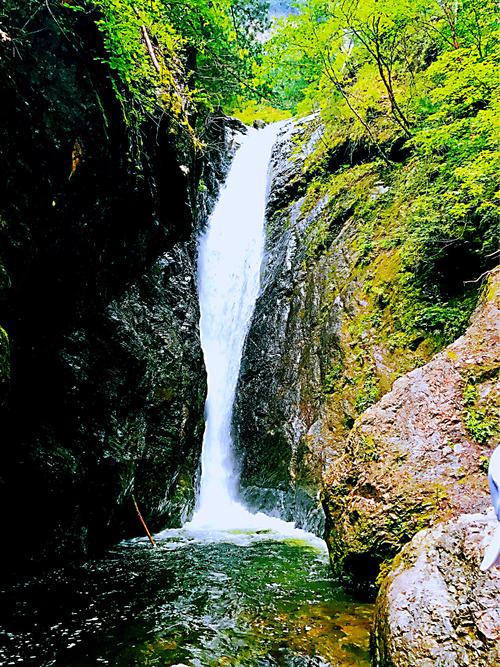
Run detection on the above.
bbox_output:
[186,122,289,531]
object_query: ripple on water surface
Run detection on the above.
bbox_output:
[0,530,373,666]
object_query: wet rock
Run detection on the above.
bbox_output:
[233,114,422,536]
[0,4,238,572]
[372,513,500,666]
[233,118,327,534]
[56,242,207,541]
[323,268,500,589]
[223,115,249,135]
[233,114,423,536]
[195,112,248,224]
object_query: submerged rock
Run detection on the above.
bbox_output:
[372,513,500,666]
[323,268,499,589]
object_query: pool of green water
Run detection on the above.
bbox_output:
[0,531,372,666]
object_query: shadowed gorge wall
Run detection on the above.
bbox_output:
[0,2,239,572]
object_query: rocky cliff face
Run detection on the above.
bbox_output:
[233,119,327,535]
[233,115,440,536]
[235,114,497,590]
[372,513,500,666]
[0,3,239,572]
[233,117,422,535]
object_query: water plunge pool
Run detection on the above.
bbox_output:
[0,530,372,666]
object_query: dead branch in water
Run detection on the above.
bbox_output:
[132,495,157,547]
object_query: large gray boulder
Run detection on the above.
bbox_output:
[372,513,500,666]
[323,268,500,588]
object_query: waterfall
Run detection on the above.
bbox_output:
[186,122,285,531]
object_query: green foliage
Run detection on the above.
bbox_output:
[323,362,343,394]
[463,382,479,407]
[64,0,270,135]
[200,0,266,108]
[257,0,498,129]
[464,409,496,444]
[463,379,498,445]
[65,0,188,129]
[232,99,291,124]
[253,2,325,111]
[284,8,497,346]
[393,276,478,347]
[479,456,490,474]
[355,375,379,414]
[401,44,499,289]
[357,435,379,462]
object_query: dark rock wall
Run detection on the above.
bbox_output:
[233,120,328,535]
[0,2,237,572]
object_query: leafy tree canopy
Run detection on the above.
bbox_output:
[60,0,271,136]
[251,0,499,347]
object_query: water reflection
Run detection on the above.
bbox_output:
[0,531,372,666]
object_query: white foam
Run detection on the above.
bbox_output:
[187,123,287,531]
[174,121,327,552]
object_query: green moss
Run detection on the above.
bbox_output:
[301,163,378,260]
[322,362,343,394]
[374,483,447,586]
[463,377,499,445]
[375,558,395,587]
[355,377,379,415]
[289,142,478,442]
[479,456,490,474]
[357,435,379,463]
[154,386,176,403]
[298,128,484,365]
[0,325,10,390]
[463,383,479,406]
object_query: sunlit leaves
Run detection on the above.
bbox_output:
[252,0,499,347]
[69,0,270,132]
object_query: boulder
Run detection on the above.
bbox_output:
[372,513,500,666]
[323,268,500,589]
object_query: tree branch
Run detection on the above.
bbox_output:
[132,495,157,547]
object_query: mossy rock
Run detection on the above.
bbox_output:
[372,514,500,666]
[322,268,499,591]
[0,325,10,401]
